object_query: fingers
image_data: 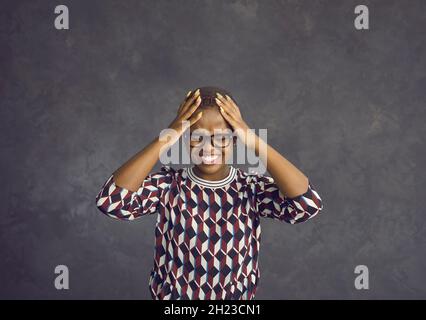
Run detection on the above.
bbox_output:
[189,111,203,126]
[177,90,192,114]
[179,89,200,116]
[215,93,241,117]
[218,105,238,129]
[224,94,242,117]
[215,94,239,118]
[180,110,203,132]
[215,96,239,122]
[181,95,202,120]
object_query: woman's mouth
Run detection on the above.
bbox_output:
[201,153,221,165]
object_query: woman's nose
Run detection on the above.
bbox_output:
[201,142,220,154]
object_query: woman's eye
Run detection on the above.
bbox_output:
[213,135,229,145]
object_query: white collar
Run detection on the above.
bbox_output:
[187,166,236,188]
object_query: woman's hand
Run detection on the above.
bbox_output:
[214,93,255,148]
[216,92,310,198]
[165,89,203,145]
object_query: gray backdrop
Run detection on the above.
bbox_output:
[1,0,425,299]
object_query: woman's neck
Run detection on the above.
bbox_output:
[192,165,231,181]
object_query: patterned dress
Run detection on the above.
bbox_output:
[95,165,323,300]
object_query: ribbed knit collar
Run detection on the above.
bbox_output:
[187,166,237,188]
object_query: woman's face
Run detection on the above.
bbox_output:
[187,106,234,175]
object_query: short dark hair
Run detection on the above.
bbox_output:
[194,86,236,108]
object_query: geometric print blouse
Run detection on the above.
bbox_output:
[95,165,323,300]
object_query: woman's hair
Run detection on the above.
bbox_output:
[194,86,236,108]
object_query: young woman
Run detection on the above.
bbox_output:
[95,86,323,300]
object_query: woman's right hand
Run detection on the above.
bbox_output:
[167,89,203,137]
[110,89,203,192]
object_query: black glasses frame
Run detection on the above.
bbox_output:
[183,131,236,148]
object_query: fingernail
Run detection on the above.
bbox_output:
[186,90,192,97]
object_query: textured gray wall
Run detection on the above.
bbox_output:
[1,0,425,299]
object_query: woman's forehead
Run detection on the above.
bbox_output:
[190,108,232,133]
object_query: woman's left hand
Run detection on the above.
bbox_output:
[215,93,256,148]
[216,93,312,200]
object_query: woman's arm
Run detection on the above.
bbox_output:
[215,93,309,199]
[113,89,203,192]
[95,89,203,220]
[112,136,171,193]
[252,137,309,198]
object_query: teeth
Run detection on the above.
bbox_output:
[201,154,220,163]
[203,155,218,160]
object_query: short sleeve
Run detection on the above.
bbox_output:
[253,174,323,224]
[95,166,175,221]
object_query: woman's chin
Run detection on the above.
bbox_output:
[195,162,226,172]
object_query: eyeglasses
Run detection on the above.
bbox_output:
[184,131,235,148]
